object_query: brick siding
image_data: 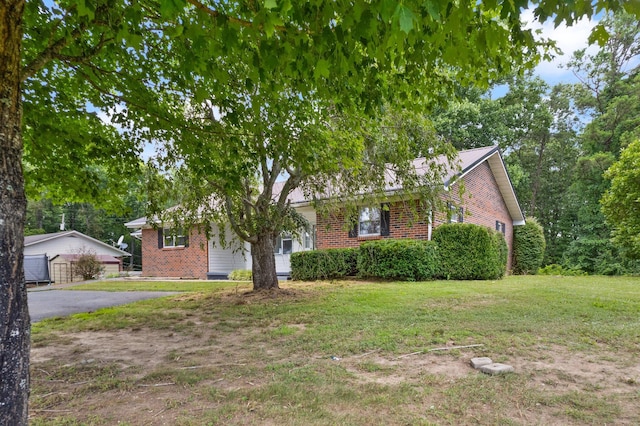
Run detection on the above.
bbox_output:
[317,162,515,270]
[141,227,209,279]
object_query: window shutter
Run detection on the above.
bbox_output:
[184,234,189,248]
[348,215,358,238]
[157,229,164,249]
[459,207,464,223]
[380,203,390,236]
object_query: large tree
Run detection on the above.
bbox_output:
[568,11,640,156]
[558,11,640,272]
[602,139,640,258]
[2,1,639,423]
[151,93,457,289]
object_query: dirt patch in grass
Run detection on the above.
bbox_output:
[517,344,640,393]
[221,287,310,304]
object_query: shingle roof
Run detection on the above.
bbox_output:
[53,254,122,264]
[25,230,130,256]
[125,146,524,227]
[24,231,74,245]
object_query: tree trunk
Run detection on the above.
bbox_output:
[0,0,30,424]
[250,234,280,291]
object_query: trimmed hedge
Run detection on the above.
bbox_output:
[493,229,509,278]
[228,269,252,281]
[513,218,546,275]
[432,223,507,280]
[357,239,438,281]
[290,248,358,280]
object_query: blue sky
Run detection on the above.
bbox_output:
[522,9,601,86]
[487,11,605,99]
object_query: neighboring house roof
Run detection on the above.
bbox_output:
[125,146,524,228]
[124,216,148,228]
[25,230,131,257]
[51,254,122,264]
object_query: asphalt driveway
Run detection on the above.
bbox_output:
[28,289,178,322]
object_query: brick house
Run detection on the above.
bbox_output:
[126,146,524,279]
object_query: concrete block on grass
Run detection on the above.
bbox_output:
[479,363,514,375]
[470,357,493,369]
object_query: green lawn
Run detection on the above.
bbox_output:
[30,276,640,425]
[66,279,248,292]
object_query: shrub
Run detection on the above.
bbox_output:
[432,223,507,280]
[74,250,104,280]
[228,269,252,281]
[290,248,358,281]
[357,239,438,281]
[562,237,634,275]
[492,229,509,278]
[538,264,587,276]
[513,218,546,275]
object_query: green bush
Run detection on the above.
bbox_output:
[74,250,105,280]
[357,239,438,281]
[538,264,587,276]
[563,237,629,275]
[493,230,509,278]
[290,248,358,281]
[228,269,252,281]
[432,223,507,280]
[513,218,546,274]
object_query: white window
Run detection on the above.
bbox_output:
[359,207,381,236]
[303,225,316,250]
[448,203,464,223]
[496,221,506,234]
[274,234,293,254]
[163,228,188,248]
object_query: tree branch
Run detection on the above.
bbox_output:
[56,32,114,64]
[21,2,118,81]
[22,24,87,81]
[73,68,184,132]
[278,166,302,207]
[225,195,255,243]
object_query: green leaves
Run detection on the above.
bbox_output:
[75,0,95,20]
[602,139,640,258]
[264,0,278,10]
[18,0,640,271]
[314,58,330,79]
[394,4,416,34]
[588,23,610,45]
[423,1,440,21]
[159,0,185,19]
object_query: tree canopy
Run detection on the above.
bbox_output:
[602,139,640,258]
[3,1,640,423]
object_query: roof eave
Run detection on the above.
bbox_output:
[486,151,526,224]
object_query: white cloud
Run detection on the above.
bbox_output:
[521,10,600,84]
